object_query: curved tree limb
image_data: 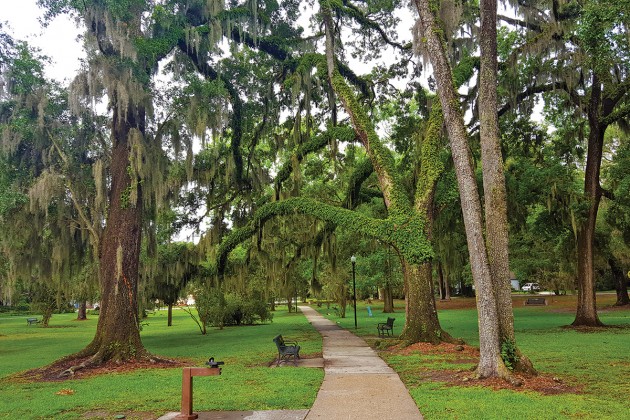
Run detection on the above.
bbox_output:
[216,197,431,274]
[336,0,412,52]
[321,1,410,213]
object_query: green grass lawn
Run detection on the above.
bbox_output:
[0,307,323,419]
[314,296,630,419]
[2,297,629,419]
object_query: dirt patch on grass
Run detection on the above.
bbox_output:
[38,325,78,329]
[83,410,158,419]
[385,342,582,396]
[598,304,630,312]
[15,356,187,382]
[560,324,630,333]
[395,341,480,359]
[435,293,621,312]
[452,372,582,395]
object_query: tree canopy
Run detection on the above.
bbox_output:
[0,0,628,380]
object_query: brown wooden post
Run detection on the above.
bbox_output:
[176,367,222,419]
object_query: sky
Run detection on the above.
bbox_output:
[1,0,84,82]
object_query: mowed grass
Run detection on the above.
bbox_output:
[314,294,630,419]
[0,307,323,419]
[2,295,629,419]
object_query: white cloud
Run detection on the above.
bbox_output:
[1,0,84,82]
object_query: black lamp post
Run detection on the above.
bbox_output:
[351,255,357,329]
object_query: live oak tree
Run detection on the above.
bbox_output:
[158,0,456,343]
[603,128,630,306]
[244,0,458,344]
[499,0,630,326]
[412,0,526,378]
[35,0,183,370]
[0,41,103,324]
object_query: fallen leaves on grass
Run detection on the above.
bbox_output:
[55,388,75,395]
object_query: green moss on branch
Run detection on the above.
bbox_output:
[216,197,433,274]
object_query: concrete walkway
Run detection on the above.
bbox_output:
[300,305,422,420]
[159,306,421,420]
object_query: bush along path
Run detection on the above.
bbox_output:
[300,306,423,419]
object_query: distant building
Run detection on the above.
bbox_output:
[510,272,520,290]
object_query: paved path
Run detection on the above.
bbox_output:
[300,305,422,419]
[160,307,421,420]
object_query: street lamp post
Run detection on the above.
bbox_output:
[351,255,357,329]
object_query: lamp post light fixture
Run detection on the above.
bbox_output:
[351,255,357,329]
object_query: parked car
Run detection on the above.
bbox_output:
[522,282,540,292]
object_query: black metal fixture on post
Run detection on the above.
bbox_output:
[351,255,357,329]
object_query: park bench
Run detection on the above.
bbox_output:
[524,297,547,306]
[273,335,301,366]
[26,317,40,325]
[377,317,395,337]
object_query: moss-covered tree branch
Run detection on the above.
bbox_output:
[274,125,356,198]
[322,1,410,215]
[336,0,412,52]
[216,197,432,274]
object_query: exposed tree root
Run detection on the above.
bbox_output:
[438,330,465,345]
[59,355,100,378]
[512,351,537,376]
[57,351,176,378]
[475,359,517,384]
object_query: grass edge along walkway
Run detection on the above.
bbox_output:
[300,305,423,419]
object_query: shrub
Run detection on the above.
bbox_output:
[192,287,272,327]
[211,292,273,326]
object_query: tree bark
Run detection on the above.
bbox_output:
[77,301,87,320]
[400,260,455,343]
[479,0,535,374]
[81,95,147,362]
[437,261,449,300]
[573,75,604,327]
[383,250,395,312]
[413,0,509,378]
[437,267,444,300]
[610,257,629,306]
[167,303,173,327]
[382,283,394,313]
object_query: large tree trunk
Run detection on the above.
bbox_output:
[610,257,630,306]
[400,260,455,343]
[573,77,604,327]
[167,302,173,327]
[413,0,509,378]
[479,0,535,375]
[80,97,148,363]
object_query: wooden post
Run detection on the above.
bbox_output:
[176,367,222,419]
